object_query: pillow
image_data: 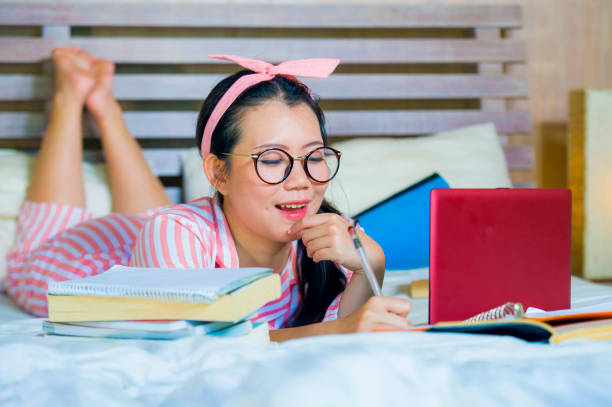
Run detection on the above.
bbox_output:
[327,122,511,216]
[180,148,215,201]
[181,123,511,213]
[0,150,112,281]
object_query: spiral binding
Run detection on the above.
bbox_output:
[464,302,524,324]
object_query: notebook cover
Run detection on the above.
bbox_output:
[355,173,449,270]
[42,320,252,340]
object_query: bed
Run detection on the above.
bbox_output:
[2,274,612,406]
[1,2,611,406]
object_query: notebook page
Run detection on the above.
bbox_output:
[525,301,612,318]
[47,265,272,304]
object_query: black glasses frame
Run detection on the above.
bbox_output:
[223,146,342,185]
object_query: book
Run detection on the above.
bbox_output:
[549,318,612,344]
[47,266,281,322]
[42,319,270,343]
[42,319,243,340]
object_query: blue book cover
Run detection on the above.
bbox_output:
[41,320,250,340]
[355,173,449,270]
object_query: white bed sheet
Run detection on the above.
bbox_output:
[1,273,612,407]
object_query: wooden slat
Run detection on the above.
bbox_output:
[503,145,534,170]
[0,3,522,28]
[0,74,529,100]
[476,28,507,112]
[142,148,182,176]
[0,38,526,64]
[324,111,531,135]
[0,109,532,137]
[511,180,536,189]
[0,75,52,99]
[77,145,533,176]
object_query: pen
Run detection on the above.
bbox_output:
[347,225,382,296]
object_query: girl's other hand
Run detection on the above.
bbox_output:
[288,213,384,274]
[336,296,412,333]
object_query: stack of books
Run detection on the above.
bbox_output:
[44,265,281,341]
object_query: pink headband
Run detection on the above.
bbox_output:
[200,54,340,157]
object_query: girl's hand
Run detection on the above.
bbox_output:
[288,213,384,274]
[335,296,412,333]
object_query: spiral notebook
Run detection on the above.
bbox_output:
[394,302,612,343]
[48,265,272,303]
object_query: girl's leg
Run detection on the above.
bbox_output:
[84,55,172,214]
[25,47,94,206]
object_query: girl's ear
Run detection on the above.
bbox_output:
[203,154,230,195]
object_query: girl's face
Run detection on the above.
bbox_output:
[220,100,328,244]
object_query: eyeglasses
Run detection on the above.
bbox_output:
[223,146,341,185]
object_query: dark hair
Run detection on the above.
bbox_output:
[195,70,347,326]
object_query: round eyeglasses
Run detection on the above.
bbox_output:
[223,146,341,185]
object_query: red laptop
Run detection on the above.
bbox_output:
[429,189,571,324]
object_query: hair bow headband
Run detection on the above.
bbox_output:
[200,54,340,157]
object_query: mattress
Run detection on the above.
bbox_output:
[1,272,611,406]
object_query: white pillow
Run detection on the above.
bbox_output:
[181,123,511,216]
[328,123,511,215]
[180,148,215,201]
[0,150,112,281]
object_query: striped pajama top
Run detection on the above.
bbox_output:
[2,197,352,328]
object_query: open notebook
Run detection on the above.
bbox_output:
[406,302,612,343]
[47,265,281,323]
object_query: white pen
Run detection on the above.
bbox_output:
[347,225,382,296]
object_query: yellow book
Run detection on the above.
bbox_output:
[549,318,612,344]
[47,266,281,323]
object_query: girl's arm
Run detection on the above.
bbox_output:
[270,296,411,342]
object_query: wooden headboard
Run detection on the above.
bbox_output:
[0,2,532,202]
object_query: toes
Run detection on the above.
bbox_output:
[92,59,115,76]
[78,48,96,64]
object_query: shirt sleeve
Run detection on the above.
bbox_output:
[322,265,354,322]
[128,211,214,268]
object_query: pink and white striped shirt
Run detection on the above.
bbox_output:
[128,197,352,327]
[3,197,352,328]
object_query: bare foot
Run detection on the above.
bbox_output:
[50,46,95,104]
[84,51,116,118]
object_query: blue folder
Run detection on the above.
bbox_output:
[354,173,449,270]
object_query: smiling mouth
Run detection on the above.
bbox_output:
[275,203,307,211]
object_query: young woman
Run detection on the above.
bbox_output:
[2,47,411,341]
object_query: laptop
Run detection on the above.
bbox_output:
[429,188,571,324]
